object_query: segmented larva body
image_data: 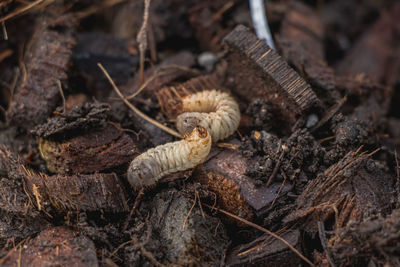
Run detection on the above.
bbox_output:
[127,126,211,190]
[176,90,240,142]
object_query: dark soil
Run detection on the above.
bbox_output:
[1,0,400,266]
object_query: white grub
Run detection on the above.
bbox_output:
[176,90,240,142]
[127,126,211,190]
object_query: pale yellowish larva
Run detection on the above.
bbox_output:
[127,126,211,190]
[176,90,240,142]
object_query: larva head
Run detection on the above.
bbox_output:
[127,158,158,190]
[176,113,202,136]
[185,125,210,142]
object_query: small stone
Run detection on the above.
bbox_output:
[306,114,319,128]
[198,52,218,71]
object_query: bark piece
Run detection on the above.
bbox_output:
[23,170,129,213]
[336,2,400,87]
[277,1,337,102]
[7,14,76,131]
[284,149,394,235]
[223,25,320,125]
[226,230,302,267]
[0,146,50,250]
[33,102,110,140]
[38,124,137,174]
[330,208,400,266]
[194,146,292,221]
[1,227,98,267]
[147,189,229,265]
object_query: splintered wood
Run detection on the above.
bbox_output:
[7,14,76,131]
[23,170,129,212]
[223,25,320,123]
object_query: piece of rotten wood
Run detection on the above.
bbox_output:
[0,227,98,267]
[38,124,138,174]
[283,149,394,235]
[226,230,302,267]
[223,25,320,125]
[23,170,129,213]
[193,144,292,223]
[336,3,400,87]
[0,146,51,248]
[145,189,229,266]
[7,14,76,131]
[277,1,337,102]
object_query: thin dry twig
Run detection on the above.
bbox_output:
[123,187,145,232]
[318,221,337,267]
[0,0,45,23]
[269,169,288,208]
[182,192,197,230]
[0,238,28,265]
[204,203,315,266]
[395,150,400,201]
[124,64,199,100]
[137,0,151,84]
[98,63,182,138]
[74,0,127,19]
[1,21,8,40]
[56,80,66,114]
[266,150,284,187]
[0,49,13,63]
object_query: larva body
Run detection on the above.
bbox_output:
[127,126,211,190]
[176,90,240,142]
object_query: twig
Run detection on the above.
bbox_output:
[2,21,8,40]
[56,80,66,114]
[0,238,27,265]
[269,169,287,208]
[0,105,7,125]
[123,187,145,232]
[98,63,182,138]
[126,71,169,100]
[204,203,314,266]
[74,0,127,19]
[0,49,12,63]
[0,0,45,23]
[249,0,275,49]
[318,221,336,267]
[124,64,199,100]
[266,150,284,187]
[395,150,400,202]
[212,1,235,21]
[109,239,135,258]
[137,0,151,84]
[182,192,197,230]
[139,245,166,267]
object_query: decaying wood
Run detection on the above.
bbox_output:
[336,2,400,87]
[284,149,394,235]
[32,102,111,139]
[0,146,51,249]
[38,124,137,174]
[226,230,302,266]
[7,14,76,131]
[223,25,320,125]
[277,1,337,102]
[146,189,229,266]
[194,144,292,222]
[23,169,129,213]
[0,227,98,267]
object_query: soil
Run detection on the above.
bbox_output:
[1,0,400,266]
